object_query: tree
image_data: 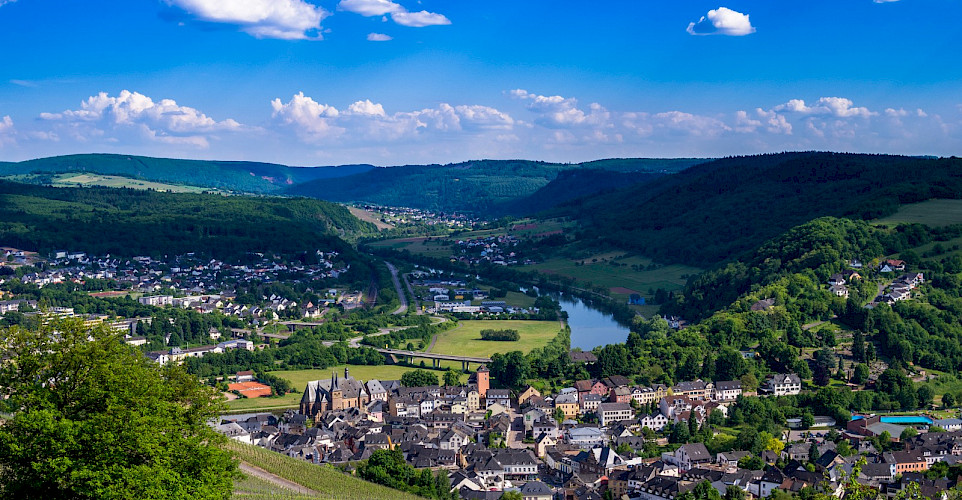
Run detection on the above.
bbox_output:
[801,411,815,429]
[943,392,956,409]
[443,369,461,387]
[499,492,522,500]
[0,318,236,499]
[901,427,918,440]
[401,369,439,387]
[852,363,870,385]
[724,486,747,500]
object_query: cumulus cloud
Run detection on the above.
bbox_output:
[687,7,756,36]
[270,93,513,145]
[39,90,244,148]
[0,115,14,146]
[164,0,329,40]
[339,0,403,16]
[391,10,451,27]
[367,32,393,41]
[339,0,450,27]
[775,97,875,118]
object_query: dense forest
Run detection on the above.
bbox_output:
[496,169,664,215]
[556,152,962,266]
[0,181,376,259]
[0,153,373,193]
[286,158,699,214]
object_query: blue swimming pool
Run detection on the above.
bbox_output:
[881,416,933,425]
[851,415,934,425]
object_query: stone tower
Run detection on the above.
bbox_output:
[476,364,490,397]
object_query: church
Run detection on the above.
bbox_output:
[300,367,370,420]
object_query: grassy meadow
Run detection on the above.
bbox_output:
[875,199,962,227]
[50,173,214,193]
[429,319,562,358]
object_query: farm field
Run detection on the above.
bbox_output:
[429,319,562,358]
[49,173,214,193]
[226,440,421,500]
[347,206,394,231]
[875,199,962,227]
[530,253,701,302]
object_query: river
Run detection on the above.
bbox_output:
[552,293,632,350]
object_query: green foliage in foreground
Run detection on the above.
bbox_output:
[0,180,375,258]
[0,318,237,499]
[224,440,422,500]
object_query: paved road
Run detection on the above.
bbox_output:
[385,261,408,315]
[401,270,422,314]
[321,325,414,348]
[238,462,320,495]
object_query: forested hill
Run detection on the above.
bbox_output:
[0,154,374,193]
[498,169,664,216]
[557,152,962,266]
[285,158,702,213]
[0,181,376,259]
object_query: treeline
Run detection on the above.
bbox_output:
[556,152,962,266]
[185,330,385,379]
[0,180,375,259]
[479,329,520,341]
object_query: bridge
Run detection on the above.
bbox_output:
[375,348,491,372]
[278,321,325,332]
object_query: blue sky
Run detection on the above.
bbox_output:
[1,0,960,165]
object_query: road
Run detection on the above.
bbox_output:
[385,261,408,315]
[321,325,415,348]
[238,462,320,495]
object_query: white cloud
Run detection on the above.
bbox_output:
[366,32,393,41]
[164,0,329,40]
[270,93,514,145]
[874,0,899,3]
[39,90,244,148]
[509,89,589,127]
[339,0,403,16]
[348,99,386,116]
[391,10,451,27]
[775,97,875,118]
[0,0,17,7]
[339,0,450,27]
[0,115,14,146]
[687,7,756,36]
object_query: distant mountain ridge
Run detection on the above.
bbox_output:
[285,158,702,213]
[555,152,962,266]
[0,154,375,194]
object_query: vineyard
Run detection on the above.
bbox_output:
[225,440,423,500]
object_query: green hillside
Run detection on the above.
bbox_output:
[226,440,421,500]
[499,168,664,215]
[286,158,701,213]
[0,154,374,194]
[0,181,376,258]
[559,152,962,266]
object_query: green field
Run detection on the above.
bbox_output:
[875,199,962,227]
[429,319,562,358]
[530,253,701,301]
[50,173,215,192]
[226,440,420,500]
